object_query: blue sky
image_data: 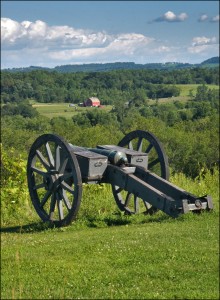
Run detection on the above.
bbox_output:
[1,1,219,68]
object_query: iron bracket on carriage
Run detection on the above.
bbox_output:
[27,130,214,227]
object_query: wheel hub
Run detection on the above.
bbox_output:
[44,170,61,191]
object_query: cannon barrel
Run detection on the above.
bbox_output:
[88,148,128,166]
[68,143,128,166]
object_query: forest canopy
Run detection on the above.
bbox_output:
[1,67,219,105]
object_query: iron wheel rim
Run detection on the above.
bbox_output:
[27,134,82,226]
[112,130,169,215]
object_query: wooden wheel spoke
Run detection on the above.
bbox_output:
[148,158,160,169]
[40,190,52,208]
[134,196,139,213]
[36,150,50,171]
[33,182,45,190]
[55,146,61,171]
[59,189,72,210]
[144,201,151,210]
[115,186,123,194]
[61,172,73,181]
[61,181,74,194]
[59,158,68,174]
[57,198,64,220]
[137,138,143,152]
[145,143,153,154]
[124,193,132,207]
[128,141,133,150]
[45,142,55,167]
[49,193,56,220]
[31,166,47,177]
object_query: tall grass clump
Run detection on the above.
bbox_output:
[170,166,219,210]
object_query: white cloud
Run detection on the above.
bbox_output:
[192,36,218,46]
[1,17,159,66]
[198,14,208,22]
[154,46,171,53]
[1,18,113,50]
[188,36,219,54]
[153,11,188,22]
[210,15,220,22]
[1,18,25,43]
[1,17,219,68]
[49,33,155,61]
[198,14,220,23]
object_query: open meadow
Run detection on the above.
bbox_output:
[1,168,219,299]
[31,84,219,119]
[32,103,113,119]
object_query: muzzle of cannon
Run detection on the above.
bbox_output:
[27,130,214,227]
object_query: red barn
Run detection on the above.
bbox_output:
[84,97,100,107]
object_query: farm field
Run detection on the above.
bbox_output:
[31,84,219,118]
[32,103,113,119]
[176,83,219,96]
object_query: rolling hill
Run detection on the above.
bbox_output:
[2,57,219,73]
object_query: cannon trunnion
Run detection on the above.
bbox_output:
[27,130,213,227]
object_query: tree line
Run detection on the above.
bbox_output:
[1,83,219,125]
[1,67,219,105]
[1,110,218,179]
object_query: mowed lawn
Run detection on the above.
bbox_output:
[1,211,219,299]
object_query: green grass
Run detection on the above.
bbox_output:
[1,168,219,299]
[32,103,112,119]
[149,84,219,104]
[31,84,219,117]
[175,84,218,97]
[1,212,219,299]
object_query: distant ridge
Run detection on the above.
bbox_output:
[2,57,219,73]
[200,56,219,65]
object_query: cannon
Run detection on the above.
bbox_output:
[27,130,213,227]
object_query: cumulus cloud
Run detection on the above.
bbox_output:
[188,36,219,54]
[192,36,218,46]
[198,14,220,23]
[153,46,171,53]
[49,33,155,61]
[198,14,208,22]
[152,11,188,22]
[1,17,112,50]
[210,15,220,22]
[1,17,159,67]
[1,17,219,68]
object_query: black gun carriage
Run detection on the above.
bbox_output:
[27,130,213,227]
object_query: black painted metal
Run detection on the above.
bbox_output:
[112,130,169,214]
[27,131,214,226]
[27,134,82,226]
[104,165,212,217]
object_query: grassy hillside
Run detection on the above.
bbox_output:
[3,56,219,73]
[1,212,219,299]
[1,151,219,299]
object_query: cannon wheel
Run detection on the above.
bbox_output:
[27,134,82,227]
[112,130,169,215]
